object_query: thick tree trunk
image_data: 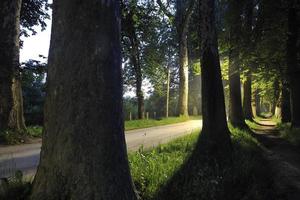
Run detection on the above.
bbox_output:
[176,0,189,117]
[287,6,300,128]
[177,36,189,116]
[0,0,26,134]
[243,71,253,120]
[31,1,138,199]
[228,49,246,127]
[197,0,232,156]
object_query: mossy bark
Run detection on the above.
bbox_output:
[31,1,138,199]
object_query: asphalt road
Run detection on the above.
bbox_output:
[0,120,202,178]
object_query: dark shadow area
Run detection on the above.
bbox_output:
[151,137,276,200]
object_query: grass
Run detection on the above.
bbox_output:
[1,123,275,200]
[0,126,42,145]
[125,115,201,131]
[129,125,275,200]
[277,123,300,146]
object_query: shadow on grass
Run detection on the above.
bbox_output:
[151,132,276,200]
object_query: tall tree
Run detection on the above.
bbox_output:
[122,1,144,119]
[242,0,255,121]
[0,0,26,134]
[227,0,247,128]
[31,0,138,199]
[157,0,196,116]
[197,0,232,155]
[286,1,300,128]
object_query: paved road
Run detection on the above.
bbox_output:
[0,120,202,178]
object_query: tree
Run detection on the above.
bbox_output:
[122,1,145,119]
[197,0,232,156]
[0,0,26,135]
[226,0,248,128]
[286,1,300,128]
[31,1,138,199]
[157,0,196,116]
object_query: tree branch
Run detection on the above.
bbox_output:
[157,0,174,20]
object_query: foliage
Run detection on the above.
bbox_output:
[0,130,27,145]
[21,59,46,126]
[277,123,300,146]
[0,171,32,200]
[20,0,50,37]
[27,126,43,138]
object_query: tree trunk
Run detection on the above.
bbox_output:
[197,0,232,156]
[271,78,280,116]
[31,1,138,199]
[177,35,189,116]
[228,49,246,127]
[254,89,261,117]
[281,81,291,123]
[243,71,253,120]
[287,5,300,128]
[128,10,144,120]
[0,0,26,134]
[176,0,189,117]
[166,67,170,118]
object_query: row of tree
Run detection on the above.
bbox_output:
[0,0,299,199]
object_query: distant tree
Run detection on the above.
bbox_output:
[0,0,26,136]
[157,0,196,117]
[197,0,232,156]
[21,59,47,125]
[223,0,248,128]
[31,1,138,199]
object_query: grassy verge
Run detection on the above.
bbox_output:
[125,116,201,131]
[277,123,300,146]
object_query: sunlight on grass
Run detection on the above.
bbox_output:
[125,116,201,131]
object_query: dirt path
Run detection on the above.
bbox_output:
[251,119,300,200]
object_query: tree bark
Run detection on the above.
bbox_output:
[31,1,138,199]
[0,0,26,134]
[271,78,280,116]
[254,89,261,117]
[243,71,253,120]
[281,80,291,123]
[166,67,170,118]
[228,49,247,127]
[127,10,144,120]
[176,0,189,117]
[287,5,300,128]
[197,0,232,156]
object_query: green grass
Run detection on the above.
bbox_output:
[129,125,274,200]
[277,123,300,146]
[125,115,201,131]
[27,126,43,138]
